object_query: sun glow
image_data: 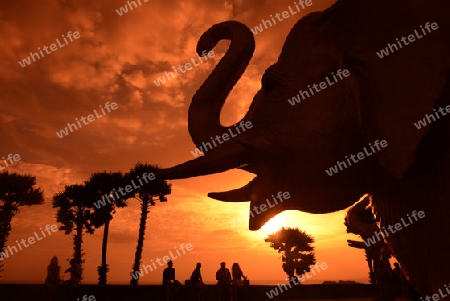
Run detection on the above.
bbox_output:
[251,210,349,241]
[260,214,286,234]
[253,213,297,239]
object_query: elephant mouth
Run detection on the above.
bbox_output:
[208,169,288,231]
[158,145,286,231]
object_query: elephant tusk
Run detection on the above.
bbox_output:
[208,179,255,202]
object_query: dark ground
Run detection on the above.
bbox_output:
[0,283,379,301]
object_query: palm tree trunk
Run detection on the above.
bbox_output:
[98,218,110,285]
[0,207,13,279]
[73,205,83,281]
[0,209,13,253]
[130,196,150,285]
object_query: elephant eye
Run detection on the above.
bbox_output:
[262,73,281,92]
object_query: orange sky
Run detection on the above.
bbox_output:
[0,0,373,284]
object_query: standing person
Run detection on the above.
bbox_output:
[190,262,205,301]
[216,262,232,301]
[231,263,247,301]
[163,260,182,301]
[45,256,61,301]
[63,259,81,299]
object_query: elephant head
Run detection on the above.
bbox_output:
[159,0,450,296]
[160,19,372,230]
[160,0,449,230]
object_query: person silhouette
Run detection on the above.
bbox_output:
[63,258,81,299]
[216,262,232,301]
[231,263,246,286]
[162,260,181,301]
[231,263,247,301]
[190,262,205,301]
[45,256,61,301]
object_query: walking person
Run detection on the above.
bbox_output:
[216,262,232,301]
[45,256,61,301]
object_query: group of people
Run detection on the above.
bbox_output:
[46,256,248,301]
[162,261,248,301]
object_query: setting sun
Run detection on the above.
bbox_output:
[259,214,288,235]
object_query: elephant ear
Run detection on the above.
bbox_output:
[346,35,448,180]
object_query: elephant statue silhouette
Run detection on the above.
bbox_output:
[158,0,450,297]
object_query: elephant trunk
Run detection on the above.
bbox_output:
[188,21,255,147]
[159,143,250,180]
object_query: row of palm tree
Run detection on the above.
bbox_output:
[0,163,171,286]
[52,163,171,286]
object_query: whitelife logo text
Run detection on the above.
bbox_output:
[250,1,313,36]
[130,243,193,280]
[0,224,58,261]
[0,153,21,171]
[18,31,81,68]
[376,22,439,59]
[93,172,156,209]
[190,121,253,158]
[153,50,215,87]
[56,102,118,139]
[325,140,388,176]
[287,69,350,106]
[364,210,425,247]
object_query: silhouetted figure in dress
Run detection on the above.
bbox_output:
[231,263,247,301]
[45,256,61,301]
[190,262,205,301]
[216,262,232,301]
[163,260,181,301]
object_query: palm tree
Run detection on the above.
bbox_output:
[125,163,171,285]
[265,227,316,283]
[87,171,129,285]
[0,172,43,276]
[52,184,96,282]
